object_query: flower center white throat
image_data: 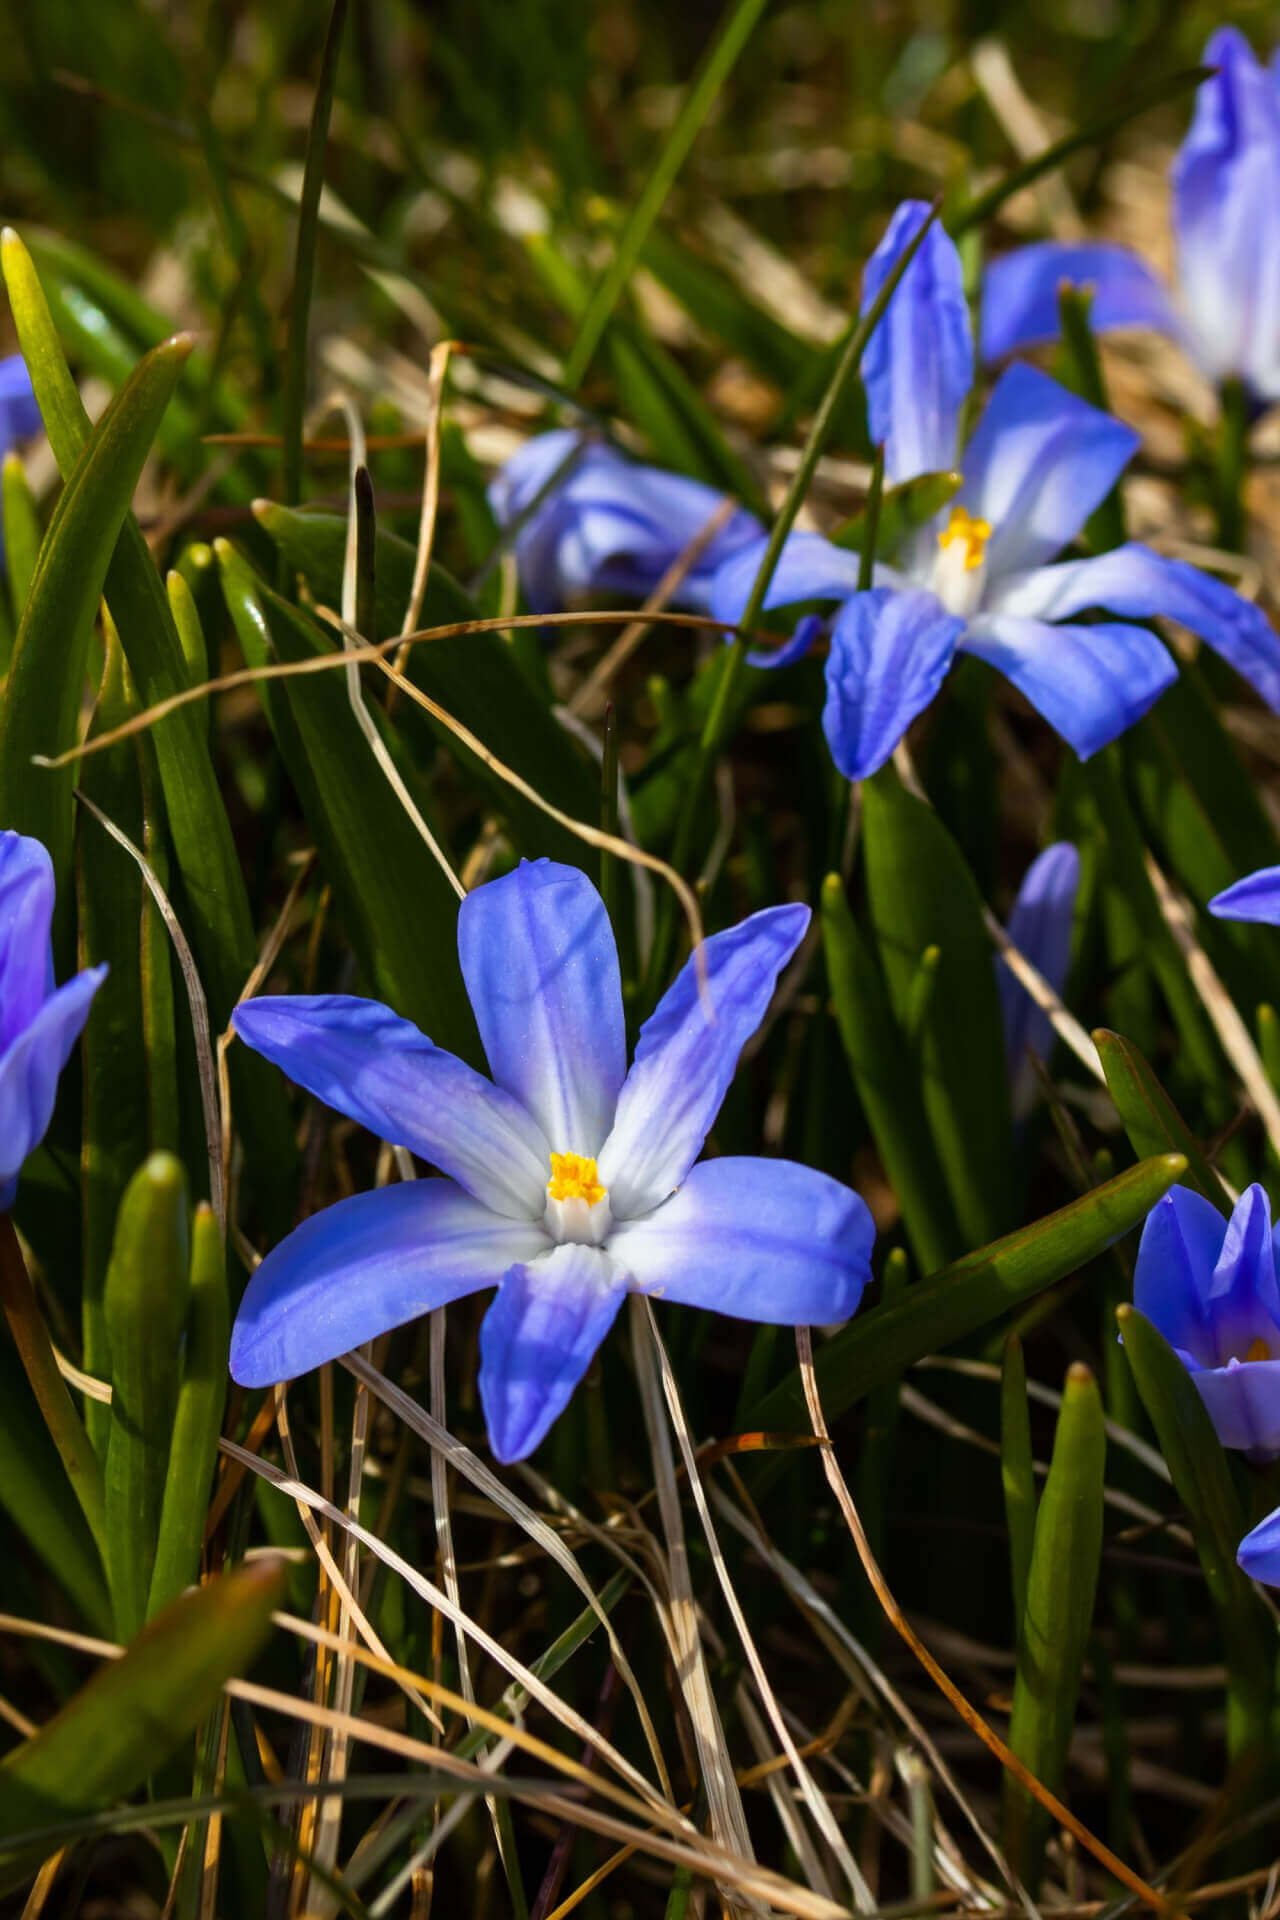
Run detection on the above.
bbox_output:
[930,504,991,619]
[544,1151,613,1246]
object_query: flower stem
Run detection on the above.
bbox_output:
[0,1211,108,1563]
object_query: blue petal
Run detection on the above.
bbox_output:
[1132,1185,1225,1365]
[1237,1504,1280,1584]
[980,244,1181,364]
[959,364,1139,576]
[230,1179,549,1387]
[747,612,823,672]
[0,355,40,449]
[0,832,55,1055]
[488,431,762,614]
[710,532,865,631]
[1193,1358,1280,1459]
[598,903,810,1218]
[998,842,1081,1075]
[860,200,973,484]
[232,995,550,1219]
[987,542,1280,712]
[478,1243,625,1462]
[1210,866,1280,924]
[962,614,1176,758]
[0,964,106,1201]
[1172,28,1280,396]
[609,1156,873,1324]
[458,860,625,1157]
[1204,1183,1280,1364]
[821,587,963,779]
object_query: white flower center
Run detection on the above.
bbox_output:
[544,1151,612,1247]
[929,504,991,619]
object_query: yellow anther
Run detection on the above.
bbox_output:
[938,504,992,572]
[1245,1335,1274,1364]
[547,1151,607,1207]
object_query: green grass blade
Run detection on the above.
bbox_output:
[1093,1028,1233,1215]
[1003,1363,1106,1893]
[0,452,41,621]
[0,1337,112,1635]
[1001,1334,1036,1645]
[746,1153,1186,1434]
[0,330,191,893]
[147,1205,228,1619]
[561,0,769,389]
[103,1154,192,1641]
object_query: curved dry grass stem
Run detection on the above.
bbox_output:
[793,1327,1179,1918]
[396,339,455,654]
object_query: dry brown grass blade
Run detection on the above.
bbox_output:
[793,1327,1179,1918]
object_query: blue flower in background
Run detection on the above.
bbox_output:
[0,832,106,1210]
[1236,1504,1280,1585]
[1133,1183,1280,1459]
[998,841,1080,1118]
[230,859,874,1463]
[711,200,1280,778]
[982,30,1280,407]
[488,428,763,615]
[0,355,39,452]
[1209,867,1280,923]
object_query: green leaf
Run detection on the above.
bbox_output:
[1093,1028,1233,1216]
[104,1154,191,1642]
[746,1153,1186,1435]
[1001,1334,1036,1646]
[2,227,297,1231]
[215,541,478,1055]
[148,1205,228,1619]
[830,470,962,559]
[253,503,597,859]
[821,871,962,1273]
[0,452,41,625]
[0,330,191,896]
[0,1560,285,1864]
[0,1336,111,1636]
[1117,1304,1274,1762]
[862,765,1015,1248]
[1003,1363,1106,1894]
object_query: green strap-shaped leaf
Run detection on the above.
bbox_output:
[1094,1028,1233,1216]
[821,871,962,1273]
[745,1153,1186,1434]
[1001,1334,1036,1645]
[0,1337,111,1636]
[216,541,478,1056]
[862,765,1015,1248]
[0,330,191,895]
[148,1205,228,1619]
[0,1560,285,1858]
[253,502,597,859]
[104,1155,192,1642]
[1118,1305,1274,1762]
[1003,1363,1106,1893]
[1,228,297,1229]
[0,452,41,626]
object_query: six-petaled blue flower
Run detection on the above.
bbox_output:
[982,30,1280,409]
[488,428,763,615]
[229,859,874,1463]
[1134,1183,1280,1459]
[710,199,1280,777]
[0,831,106,1210]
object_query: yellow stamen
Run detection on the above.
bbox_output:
[938,504,992,572]
[1245,1335,1273,1364]
[547,1151,606,1207]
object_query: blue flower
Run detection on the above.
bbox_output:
[0,355,39,452]
[711,200,1280,777]
[1236,1504,1280,1584]
[982,30,1280,407]
[230,859,874,1463]
[487,429,763,615]
[997,841,1080,1118]
[1209,866,1280,924]
[1133,1183,1280,1459]
[0,832,106,1210]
